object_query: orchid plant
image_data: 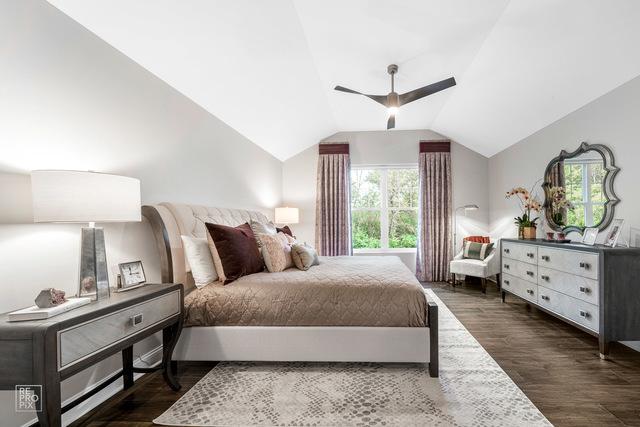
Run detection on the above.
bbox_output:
[505,183,542,228]
[548,186,573,226]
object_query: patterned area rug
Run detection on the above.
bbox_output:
[154,290,550,426]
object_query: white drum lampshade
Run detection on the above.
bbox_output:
[31,170,141,223]
[31,170,141,301]
[275,207,299,224]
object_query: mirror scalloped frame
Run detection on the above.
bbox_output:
[542,142,620,234]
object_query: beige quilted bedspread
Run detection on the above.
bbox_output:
[184,256,427,327]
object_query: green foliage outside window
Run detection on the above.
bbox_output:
[351,168,418,250]
[564,162,605,227]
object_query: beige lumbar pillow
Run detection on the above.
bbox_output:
[291,243,319,271]
[181,235,218,288]
[260,232,294,272]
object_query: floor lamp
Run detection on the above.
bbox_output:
[453,204,479,254]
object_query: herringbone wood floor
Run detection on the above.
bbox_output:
[71,281,640,426]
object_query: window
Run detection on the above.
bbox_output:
[351,166,418,250]
[564,160,605,227]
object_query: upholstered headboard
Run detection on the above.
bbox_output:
[142,203,269,292]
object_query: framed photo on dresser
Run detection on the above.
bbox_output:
[604,219,624,247]
[581,227,598,246]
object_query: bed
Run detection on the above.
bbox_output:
[142,203,438,377]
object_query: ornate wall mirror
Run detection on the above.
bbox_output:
[543,142,619,234]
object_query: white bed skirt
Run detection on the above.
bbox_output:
[173,326,431,364]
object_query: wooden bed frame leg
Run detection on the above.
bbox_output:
[427,301,438,378]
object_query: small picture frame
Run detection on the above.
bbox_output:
[604,219,624,247]
[117,261,146,292]
[581,227,599,246]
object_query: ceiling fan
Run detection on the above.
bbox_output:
[334,64,456,130]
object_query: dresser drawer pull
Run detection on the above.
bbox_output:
[503,264,510,270]
[526,271,534,276]
[579,262,591,270]
[541,295,550,301]
[579,286,591,294]
[503,279,510,285]
[540,275,550,281]
[503,248,510,254]
[541,255,550,261]
[131,313,144,326]
[526,289,534,295]
[579,310,591,318]
[527,252,535,258]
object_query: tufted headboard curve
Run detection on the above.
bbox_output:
[142,203,269,293]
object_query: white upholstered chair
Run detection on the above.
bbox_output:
[450,237,501,293]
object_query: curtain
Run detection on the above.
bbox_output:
[416,141,452,282]
[315,144,351,256]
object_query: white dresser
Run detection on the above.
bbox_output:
[500,238,640,358]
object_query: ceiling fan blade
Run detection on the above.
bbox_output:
[334,85,388,107]
[387,115,395,130]
[399,77,456,106]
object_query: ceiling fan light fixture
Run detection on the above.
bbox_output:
[387,106,398,116]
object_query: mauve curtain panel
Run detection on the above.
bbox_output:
[416,141,452,282]
[315,143,352,256]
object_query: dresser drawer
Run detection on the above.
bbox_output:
[538,247,599,280]
[502,241,537,264]
[59,290,180,369]
[502,273,538,304]
[537,286,599,333]
[538,266,599,306]
[502,258,537,284]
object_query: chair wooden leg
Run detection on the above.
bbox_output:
[481,278,487,294]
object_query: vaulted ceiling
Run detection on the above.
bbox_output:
[48,0,640,160]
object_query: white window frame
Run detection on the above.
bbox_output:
[565,159,606,226]
[351,164,418,253]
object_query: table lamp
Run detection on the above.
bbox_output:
[275,207,299,225]
[31,170,141,300]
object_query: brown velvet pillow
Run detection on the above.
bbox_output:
[277,225,294,237]
[205,222,263,284]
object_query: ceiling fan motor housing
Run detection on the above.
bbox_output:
[387,92,399,108]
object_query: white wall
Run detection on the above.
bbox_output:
[283,130,490,272]
[488,74,640,351]
[0,1,282,425]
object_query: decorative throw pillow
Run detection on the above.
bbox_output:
[463,241,494,260]
[205,222,264,284]
[291,243,320,271]
[260,232,294,272]
[250,220,277,248]
[277,225,294,237]
[181,235,218,288]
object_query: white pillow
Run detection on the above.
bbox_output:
[181,235,218,288]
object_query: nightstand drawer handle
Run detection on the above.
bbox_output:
[541,295,550,301]
[526,271,534,276]
[541,275,550,281]
[541,255,550,261]
[504,264,510,269]
[579,310,590,318]
[131,313,144,326]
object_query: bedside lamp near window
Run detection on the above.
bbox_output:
[31,170,141,300]
[275,207,299,225]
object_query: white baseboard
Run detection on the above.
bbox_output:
[21,345,163,427]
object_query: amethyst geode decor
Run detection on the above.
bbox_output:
[35,288,67,308]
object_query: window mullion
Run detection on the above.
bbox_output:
[380,169,389,249]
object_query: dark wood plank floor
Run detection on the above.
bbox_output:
[72,282,640,427]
